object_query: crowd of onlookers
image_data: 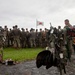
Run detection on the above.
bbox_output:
[0,25,54,48]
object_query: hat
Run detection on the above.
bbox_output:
[31,28,34,31]
[15,25,18,28]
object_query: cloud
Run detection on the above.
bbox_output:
[0,0,75,29]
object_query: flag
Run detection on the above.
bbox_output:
[37,21,44,26]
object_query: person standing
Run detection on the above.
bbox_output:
[13,25,21,49]
[21,28,26,48]
[35,29,39,47]
[3,25,9,47]
[25,28,30,48]
[29,28,36,48]
[38,29,43,47]
[63,19,73,61]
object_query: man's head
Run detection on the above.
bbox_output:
[21,28,25,31]
[36,29,38,32]
[58,26,61,29]
[30,28,35,32]
[15,25,18,28]
[26,28,28,31]
[40,28,42,32]
[64,19,69,26]
[4,25,7,28]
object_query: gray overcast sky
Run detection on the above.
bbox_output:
[0,0,75,30]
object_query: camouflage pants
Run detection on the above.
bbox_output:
[13,36,21,48]
[66,40,73,61]
[29,38,36,47]
[20,38,26,48]
[4,37,9,47]
[0,37,3,48]
[42,38,47,48]
[39,38,42,47]
[35,38,39,47]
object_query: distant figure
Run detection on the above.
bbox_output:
[0,26,4,48]
[21,28,26,48]
[38,29,43,47]
[35,29,39,47]
[29,28,36,47]
[25,28,30,47]
[4,25,9,47]
[13,25,21,49]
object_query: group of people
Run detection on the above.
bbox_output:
[0,20,75,49]
[0,19,74,62]
[0,25,53,48]
[36,19,75,75]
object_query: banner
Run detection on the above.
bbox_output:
[37,21,44,26]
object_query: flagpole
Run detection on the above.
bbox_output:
[36,19,37,30]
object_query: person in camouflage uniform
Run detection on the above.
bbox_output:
[13,25,21,49]
[0,26,4,62]
[0,26,4,48]
[3,25,9,47]
[63,19,73,61]
[44,28,49,47]
[20,28,26,48]
[35,29,39,47]
[72,25,75,54]
[38,29,43,47]
[41,28,48,48]
[10,26,15,47]
[8,29,13,46]
[25,28,30,48]
[29,28,36,48]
